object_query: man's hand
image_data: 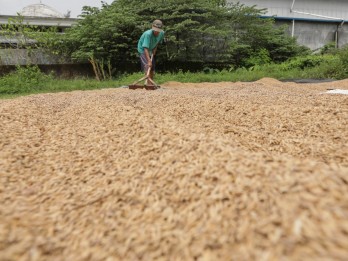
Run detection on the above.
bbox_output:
[147,60,152,67]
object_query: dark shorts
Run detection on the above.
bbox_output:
[140,53,155,73]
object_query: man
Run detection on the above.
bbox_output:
[137,20,165,83]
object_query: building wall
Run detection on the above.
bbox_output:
[277,20,348,50]
[0,15,77,28]
[0,15,93,77]
[230,0,348,20]
[228,0,348,50]
[0,49,66,66]
[0,15,78,66]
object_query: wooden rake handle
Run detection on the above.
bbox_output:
[132,54,158,86]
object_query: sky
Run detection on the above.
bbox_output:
[0,0,114,18]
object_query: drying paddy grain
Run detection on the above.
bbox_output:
[1,78,348,260]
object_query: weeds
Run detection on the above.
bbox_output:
[1,51,348,99]
[0,65,53,94]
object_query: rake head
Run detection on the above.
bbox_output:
[128,84,160,90]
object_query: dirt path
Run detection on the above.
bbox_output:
[1,78,348,260]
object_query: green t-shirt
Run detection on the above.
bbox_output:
[137,29,164,55]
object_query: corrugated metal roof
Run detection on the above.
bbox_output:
[229,0,348,21]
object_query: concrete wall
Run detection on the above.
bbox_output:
[0,49,93,78]
[0,49,66,66]
[0,64,94,78]
[229,0,348,50]
[277,20,348,50]
[338,27,348,48]
[0,15,78,67]
[230,0,348,20]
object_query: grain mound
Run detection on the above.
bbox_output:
[1,79,348,260]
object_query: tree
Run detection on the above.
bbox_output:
[231,15,310,66]
[49,0,308,79]
[54,3,140,80]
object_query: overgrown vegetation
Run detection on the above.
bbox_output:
[45,0,308,79]
[0,65,53,94]
[1,0,348,98]
[1,45,348,98]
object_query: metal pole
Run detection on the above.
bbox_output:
[290,0,343,21]
[335,25,338,48]
[291,0,296,12]
[291,10,344,21]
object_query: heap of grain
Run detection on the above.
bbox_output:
[1,78,348,260]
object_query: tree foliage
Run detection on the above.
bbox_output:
[48,0,309,77]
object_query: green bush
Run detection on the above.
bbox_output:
[295,49,348,80]
[0,65,53,94]
[338,45,348,67]
[244,48,272,67]
[320,42,338,55]
[316,45,348,79]
[278,55,336,71]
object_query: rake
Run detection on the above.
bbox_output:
[128,54,160,90]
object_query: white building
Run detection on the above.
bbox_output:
[0,3,78,66]
[20,3,65,18]
[233,0,348,20]
[0,3,76,31]
[229,0,348,50]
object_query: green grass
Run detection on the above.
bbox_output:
[1,53,347,99]
[0,69,331,99]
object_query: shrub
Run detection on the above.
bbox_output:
[244,48,272,67]
[305,49,348,79]
[0,65,53,94]
[338,45,348,67]
[320,42,338,55]
[278,55,334,71]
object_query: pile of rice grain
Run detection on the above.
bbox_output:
[1,78,348,260]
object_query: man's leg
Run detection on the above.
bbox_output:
[140,53,148,85]
[140,53,148,73]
